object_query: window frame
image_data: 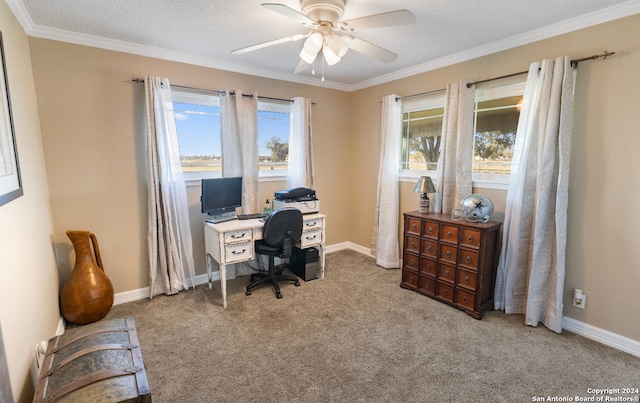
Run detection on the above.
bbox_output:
[399,93,444,181]
[399,78,526,190]
[472,79,525,188]
[171,90,292,185]
[256,99,292,180]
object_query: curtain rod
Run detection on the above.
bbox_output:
[397,51,615,101]
[130,78,295,104]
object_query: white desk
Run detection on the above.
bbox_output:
[204,213,326,307]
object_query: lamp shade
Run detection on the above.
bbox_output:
[322,45,341,65]
[300,32,323,64]
[414,176,435,194]
[326,34,349,58]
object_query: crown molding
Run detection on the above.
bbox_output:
[25,24,348,91]
[7,0,640,92]
[347,0,640,91]
[5,0,34,29]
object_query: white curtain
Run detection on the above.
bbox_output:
[220,90,259,214]
[493,56,574,333]
[434,81,475,214]
[145,76,196,298]
[288,97,315,189]
[371,94,401,268]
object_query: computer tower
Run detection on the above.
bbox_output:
[290,247,320,281]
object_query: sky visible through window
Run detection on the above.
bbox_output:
[173,103,289,157]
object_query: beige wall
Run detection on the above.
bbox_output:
[351,14,640,341]
[0,3,60,402]
[28,39,352,292]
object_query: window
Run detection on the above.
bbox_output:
[400,79,525,186]
[257,101,291,177]
[472,81,524,184]
[401,94,444,174]
[173,91,221,181]
[171,90,291,181]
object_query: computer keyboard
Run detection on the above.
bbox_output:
[237,213,267,220]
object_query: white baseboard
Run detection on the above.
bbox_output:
[562,316,640,358]
[56,317,65,335]
[114,286,151,305]
[109,244,639,358]
[326,241,373,257]
[113,242,364,306]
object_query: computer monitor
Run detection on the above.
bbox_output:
[201,177,242,222]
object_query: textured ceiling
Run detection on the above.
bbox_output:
[8,0,640,90]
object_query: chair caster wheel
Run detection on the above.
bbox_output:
[295,281,300,287]
[246,291,252,296]
[276,292,283,299]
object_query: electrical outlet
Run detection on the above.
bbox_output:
[573,289,586,309]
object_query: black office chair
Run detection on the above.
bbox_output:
[246,207,303,299]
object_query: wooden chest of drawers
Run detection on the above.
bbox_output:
[401,211,501,319]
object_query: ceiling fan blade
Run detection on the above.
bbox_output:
[339,10,416,31]
[262,3,316,26]
[347,37,398,63]
[231,34,306,55]
[294,59,311,74]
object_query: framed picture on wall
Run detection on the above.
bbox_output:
[0,31,22,207]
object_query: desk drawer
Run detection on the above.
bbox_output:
[303,218,323,231]
[224,229,253,244]
[301,229,322,248]
[225,242,252,262]
[253,226,263,240]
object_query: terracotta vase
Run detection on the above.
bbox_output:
[60,230,114,325]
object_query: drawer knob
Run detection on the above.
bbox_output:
[428,227,433,234]
[231,233,246,239]
[442,289,448,296]
[306,235,317,240]
[427,246,433,253]
[411,224,417,230]
[468,235,474,242]
[411,241,416,248]
[232,249,246,255]
[445,251,451,258]
[409,259,415,265]
[447,231,453,238]
[466,256,472,263]
[463,296,468,303]
[464,276,470,283]
[426,263,431,270]
[444,270,449,277]
[425,283,431,289]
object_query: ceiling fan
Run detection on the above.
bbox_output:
[231,0,416,74]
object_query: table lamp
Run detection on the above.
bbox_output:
[414,176,435,213]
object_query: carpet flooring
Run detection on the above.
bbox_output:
[105,250,640,402]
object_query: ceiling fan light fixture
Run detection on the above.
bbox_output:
[300,32,323,63]
[322,45,341,65]
[235,2,417,78]
[326,34,349,58]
